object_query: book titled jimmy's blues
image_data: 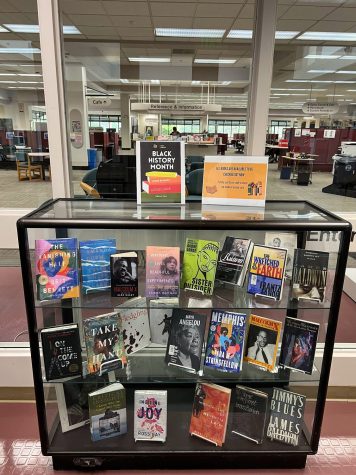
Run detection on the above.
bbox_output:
[35,238,80,301]
[79,239,116,294]
[215,237,253,287]
[204,310,247,373]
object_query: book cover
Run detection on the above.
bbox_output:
[83,312,127,375]
[215,237,253,286]
[89,382,127,441]
[181,238,220,296]
[267,388,306,446]
[279,317,319,375]
[232,385,269,444]
[134,390,167,442]
[116,297,151,355]
[41,324,82,381]
[35,238,79,301]
[265,232,297,280]
[244,314,282,372]
[189,382,231,447]
[292,249,329,302]
[136,141,185,204]
[165,309,207,374]
[79,239,116,294]
[111,251,138,298]
[146,246,180,298]
[247,245,287,300]
[149,298,179,346]
[204,310,247,373]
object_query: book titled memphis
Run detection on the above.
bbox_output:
[134,390,167,442]
[181,238,220,296]
[136,141,185,204]
[35,238,79,301]
[267,387,306,446]
[215,237,253,287]
[79,239,116,294]
[292,249,329,303]
[145,246,180,298]
[83,312,127,376]
[247,244,287,300]
[279,317,319,375]
[89,382,127,442]
[41,324,82,381]
[204,310,247,373]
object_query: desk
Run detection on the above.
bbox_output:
[281,156,316,184]
[28,152,50,180]
[265,144,289,163]
[185,143,218,157]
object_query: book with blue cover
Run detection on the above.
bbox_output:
[79,239,116,294]
[204,310,247,373]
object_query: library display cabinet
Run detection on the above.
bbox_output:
[17,199,351,470]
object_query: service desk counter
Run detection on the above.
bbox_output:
[185,142,218,157]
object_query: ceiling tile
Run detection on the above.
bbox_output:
[79,26,118,36]
[230,18,254,29]
[7,0,37,12]
[153,17,193,28]
[309,20,356,32]
[281,5,336,20]
[322,7,356,21]
[277,19,317,31]
[68,14,113,27]
[150,2,196,16]
[103,1,150,16]
[111,16,151,28]
[238,3,255,19]
[60,1,105,15]
[0,32,20,40]
[193,18,234,29]
[196,3,243,18]
[0,12,32,22]
[0,0,18,11]
[24,13,39,23]
[118,27,154,39]
[277,5,291,18]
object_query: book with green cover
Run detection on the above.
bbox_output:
[181,238,220,296]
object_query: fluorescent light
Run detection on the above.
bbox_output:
[128,57,170,63]
[62,25,81,35]
[0,26,9,32]
[335,80,356,84]
[192,81,201,85]
[194,58,236,64]
[336,70,356,74]
[219,81,231,85]
[347,89,356,92]
[155,28,225,38]
[227,30,252,39]
[326,94,344,97]
[308,69,335,73]
[298,32,356,41]
[0,73,15,76]
[305,54,340,59]
[0,80,16,83]
[120,79,129,83]
[271,88,327,91]
[0,47,40,53]
[4,24,81,34]
[18,81,42,84]
[340,56,356,60]
[275,31,299,39]
[150,79,160,84]
[286,79,334,83]
[17,73,42,77]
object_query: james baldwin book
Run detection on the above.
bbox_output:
[232,385,269,444]
[215,237,253,287]
[41,324,82,381]
[111,251,138,298]
[165,309,207,374]
[247,245,287,300]
[83,312,127,376]
[189,382,231,447]
[134,390,167,442]
[79,239,116,294]
[149,298,179,346]
[265,232,297,280]
[204,310,247,373]
[89,382,127,442]
[279,317,319,375]
[145,246,180,298]
[181,238,220,296]
[292,249,329,303]
[267,387,306,446]
[244,314,282,372]
[35,238,79,301]
[116,297,150,355]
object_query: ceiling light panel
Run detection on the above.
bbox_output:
[194,59,236,64]
[227,30,253,39]
[128,57,170,62]
[155,28,225,38]
[305,54,340,59]
[4,24,81,34]
[298,32,356,41]
[275,31,299,39]
[308,70,335,73]
[0,48,40,54]
[336,70,356,74]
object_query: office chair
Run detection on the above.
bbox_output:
[186,168,203,201]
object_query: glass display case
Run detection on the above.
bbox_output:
[17,199,351,470]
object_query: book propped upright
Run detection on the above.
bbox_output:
[264,232,297,280]
[111,251,138,298]
[134,390,167,442]
[292,249,329,303]
[189,382,231,447]
[215,237,253,287]
[145,246,180,298]
[116,297,151,355]
[149,298,179,346]
[79,239,116,294]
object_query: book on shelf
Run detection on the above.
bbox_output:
[215,237,253,286]
[41,324,82,381]
[116,297,151,355]
[204,310,247,373]
[279,317,319,375]
[264,232,297,280]
[149,298,179,346]
[244,314,282,372]
[79,239,116,294]
[232,385,269,444]
[247,244,287,300]
[89,382,127,442]
[134,390,167,442]
[267,388,306,446]
[291,249,329,302]
[83,311,127,376]
[189,382,231,447]
[35,238,79,301]
[145,246,180,298]
[110,251,138,298]
[165,308,207,374]
[181,238,220,296]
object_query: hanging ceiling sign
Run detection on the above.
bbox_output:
[131,103,222,113]
[302,102,339,115]
[87,97,112,107]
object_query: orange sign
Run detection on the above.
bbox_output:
[202,156,268,207]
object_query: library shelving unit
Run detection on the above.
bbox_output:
[17,199,351,470]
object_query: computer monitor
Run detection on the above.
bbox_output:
[5,131,14,140]
[13,135,25,146]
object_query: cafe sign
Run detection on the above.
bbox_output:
[302,101,339,115]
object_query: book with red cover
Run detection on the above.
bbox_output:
[142,181,181,194]
[189,382,231,447]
